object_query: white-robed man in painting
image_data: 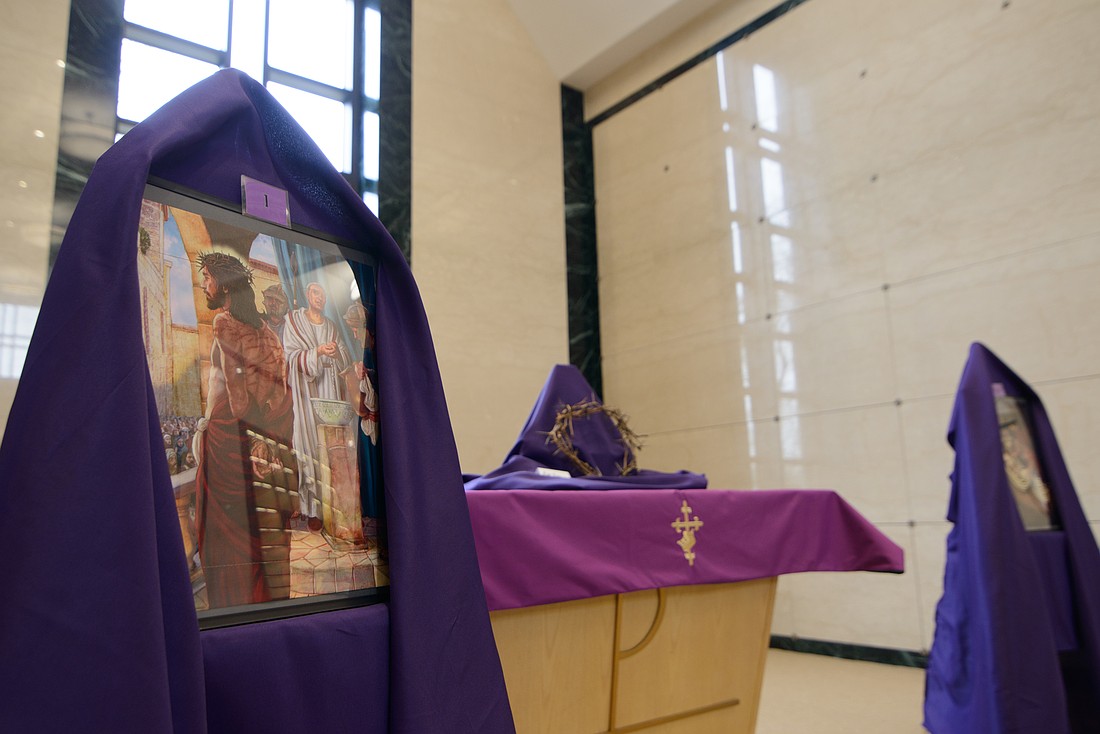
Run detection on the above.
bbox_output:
[283,281,351,530]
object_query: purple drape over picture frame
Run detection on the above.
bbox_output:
[924,343,1100,733]
[0,70,513,733]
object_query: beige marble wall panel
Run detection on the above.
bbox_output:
[412,0,568,473]
[595,133,738,275]
[767,572,796,636]
[888,237,1100,401]
[584,0,778,118]
[859,0,1100,181]
[595,0,1100,654]
[768,290,896,415]
[602,327,776,435]
[877,135,1100,286]
[753,179,889,312]
[637,422,783,490]
[599,235,764,357]
[775,524,922,650]
[0,0,70,442]
[591,64,725,181]
[911,522,951,652]
[897,396,956,524]
[777,405,909,525]
[1031,377,1100,523]
[862,0,1100,284]
[711,6,892,198]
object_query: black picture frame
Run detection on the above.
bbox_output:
[138,179,387,629]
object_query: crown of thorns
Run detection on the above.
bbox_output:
[196,251,254,286]
[544,398,643,477]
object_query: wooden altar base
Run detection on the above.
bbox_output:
[490,577,777,734]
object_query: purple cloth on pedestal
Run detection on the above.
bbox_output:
[202,605,389,733]
[0,70,513,733]
[465,364,707,490]
[924,343,1100,733]
[467,488,903,611]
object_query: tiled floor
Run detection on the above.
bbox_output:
[756,650,927,734]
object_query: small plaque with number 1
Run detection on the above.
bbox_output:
[242,175,290,228]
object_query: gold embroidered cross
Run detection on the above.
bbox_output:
[671,500,703,566]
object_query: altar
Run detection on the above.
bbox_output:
[467,488,904,734]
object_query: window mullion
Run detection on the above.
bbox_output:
[124,22,227,66]
[351,0,366,193]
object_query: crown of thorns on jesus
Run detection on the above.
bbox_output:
[196,251,255,286]
[544,398,644,476]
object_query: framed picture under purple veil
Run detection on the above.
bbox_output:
[993,383,1058,531]
[137,179,387,628]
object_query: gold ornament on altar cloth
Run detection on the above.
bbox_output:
[671,500,703,567]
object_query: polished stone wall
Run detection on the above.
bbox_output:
[410,0,569,473]
[592,0,1100,652]
[0,0,70,444]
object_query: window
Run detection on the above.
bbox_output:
[0,304,39,380]
[116,0,381,210]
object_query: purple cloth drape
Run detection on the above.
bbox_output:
[201,605,390,733]
[465,364,708,490]
[924,343,1100,733]
[0,70,513,733]
[467,488,903,611]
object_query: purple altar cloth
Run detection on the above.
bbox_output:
[0,70,512,733]
[467,488,903,611]
[924,343,1100,734]
[202,605,389,733]
[465,365,707,490]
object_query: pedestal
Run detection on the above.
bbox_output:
[491,578,777,734]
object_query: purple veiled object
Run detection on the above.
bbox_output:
[465,364,708,490]
[0,70,513,733]
[924,343,1100,733]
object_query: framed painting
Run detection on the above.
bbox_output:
[993,384,1057,531]
[138,179,387,628]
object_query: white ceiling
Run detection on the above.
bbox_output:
[506,0,729,89]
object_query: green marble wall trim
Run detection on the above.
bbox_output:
[770,635,929,669]
[561,84,602,397]
[378,0,412,264]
